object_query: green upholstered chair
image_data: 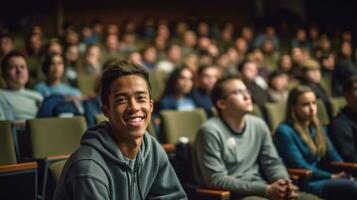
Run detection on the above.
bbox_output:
[252,103,263,118]
[0,121,17,165]
[27,116,87,158]
[159,108,207,144]
[0,120,38,200]
[77,74,99,96]
[48,158,67,196]
[264,102,287,133]
[27,116,87,200]
[149,69,170,102]
[329,97,347,118]
[316,99,330,126]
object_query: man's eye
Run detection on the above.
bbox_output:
[137,96,147,101]
[116,98,128,103]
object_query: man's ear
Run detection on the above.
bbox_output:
[216,99,226,110]
[150,99,154,113]
[101,104,110,118]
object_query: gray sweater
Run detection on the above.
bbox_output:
[53,122,187,200]
[193,115,288,197]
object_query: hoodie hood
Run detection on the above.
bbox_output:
[80,121,151,169]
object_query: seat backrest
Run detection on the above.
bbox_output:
[160,109,207,144]
[0,121,17,165]
[27,117,87,158]
[329,97,347,117]
[316,99,330,126]
[264,102,286,132]
[252,103,263,118]
[77,74,98,95]
[95,114,108,124]
[49,159,67,187]
[149,70,170,101]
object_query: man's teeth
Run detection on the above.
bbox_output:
[127,117,143,122]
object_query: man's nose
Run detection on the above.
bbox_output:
[128,98,140,112]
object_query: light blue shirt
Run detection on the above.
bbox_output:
[35,82,82,98]
[0,88,43,120]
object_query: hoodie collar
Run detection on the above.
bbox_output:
[80,121,151,169]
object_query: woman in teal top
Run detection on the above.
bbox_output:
[274,85,357,199]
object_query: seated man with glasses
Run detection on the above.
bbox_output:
[193,75,320,200]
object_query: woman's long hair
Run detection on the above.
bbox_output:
[286,86,327,156]
[161,67,195,98]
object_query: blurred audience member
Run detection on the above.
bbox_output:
[329,75,357,162]
[0,51,43,120]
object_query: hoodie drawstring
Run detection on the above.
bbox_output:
[136,166,143,200]
[126,164,143,200]
[125,165,131,200]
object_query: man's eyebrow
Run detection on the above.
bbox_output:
[114,92,128,98]
[113,91,148,97]
[135,91,149,95]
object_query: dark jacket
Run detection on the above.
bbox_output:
[329,106,357,162]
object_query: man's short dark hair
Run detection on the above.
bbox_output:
[211,74,241,112]
[1,51,27,78]
[343,75,357,93]
[100,60,151,106]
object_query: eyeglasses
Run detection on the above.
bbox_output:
[223,89,251,99]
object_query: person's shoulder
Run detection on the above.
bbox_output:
[201,117,222,129]
[64,146,109,179]
[275,122,294,135]
[198,117,225,139]
[62,157,110,189]
[331,108,351,123]
[21,88,44,101]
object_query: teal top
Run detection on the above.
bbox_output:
[274,121,343,195]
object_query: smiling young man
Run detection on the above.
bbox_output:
[54,60,187,200]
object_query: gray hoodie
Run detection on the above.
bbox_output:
[53,122,187,200]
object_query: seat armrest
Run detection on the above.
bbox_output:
[288,168,313,178]
[0,162,38,173]
[161,143,176,153]
[161,143,176,161]
[196,188,231,199]
[329,161,357,174]
[46,154,70,162]
[288,168,313,189]
[330,161,357,168]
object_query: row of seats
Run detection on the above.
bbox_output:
[0,117,87,200]
[0,96,348,199]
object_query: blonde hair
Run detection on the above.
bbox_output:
[286,86,327,156]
